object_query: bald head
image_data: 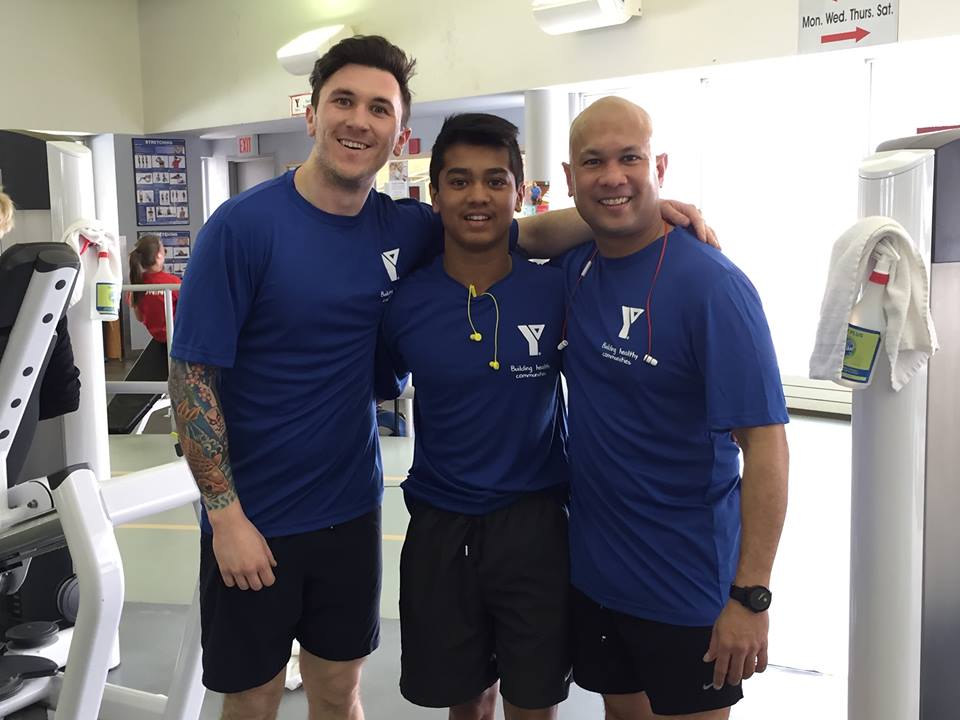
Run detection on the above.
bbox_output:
[569,97,654,159]
[563,97,667,253]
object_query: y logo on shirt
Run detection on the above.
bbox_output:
[381,249,400,282]
[518,324,546,356]
[618,306,644,340]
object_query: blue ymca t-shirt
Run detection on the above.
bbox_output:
[171,171,445,537]
[378,254,569,515]
[559,225,788,627]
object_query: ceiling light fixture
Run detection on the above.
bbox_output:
[276,24,355,75]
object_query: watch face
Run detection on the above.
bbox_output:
[749,586,772,611]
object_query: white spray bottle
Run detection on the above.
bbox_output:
[92,249,120,321]
[839,248,896,388]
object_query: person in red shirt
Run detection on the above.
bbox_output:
[120,233,181,398]
[129,234,180,345]
[108,234,182,434]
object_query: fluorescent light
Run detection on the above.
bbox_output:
[25,130,94,137]
[276,25,354,75]
[532,0,640,36]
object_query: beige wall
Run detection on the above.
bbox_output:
[4,0,960,133]
[0,0,144,133]
[137,0,960,133]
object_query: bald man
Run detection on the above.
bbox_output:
[556,98,790,720]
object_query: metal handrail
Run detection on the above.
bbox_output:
[124,283,180,291]
[124,282,177,358]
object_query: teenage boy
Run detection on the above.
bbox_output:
[378,113,568,720]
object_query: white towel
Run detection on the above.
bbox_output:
[60,219,121,313]
[810,216,938,391]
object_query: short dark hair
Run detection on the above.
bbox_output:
[309,35,417,125]
[429,114,524,189]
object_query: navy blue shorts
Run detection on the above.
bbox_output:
[571,587,743,715]
[199,509,381,693]
[399,489,571,710]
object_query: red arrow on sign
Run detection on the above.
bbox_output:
[821,26,871,44]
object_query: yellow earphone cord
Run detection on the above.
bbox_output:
[467,284,501,371]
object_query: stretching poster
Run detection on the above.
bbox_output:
[132,138,189,226]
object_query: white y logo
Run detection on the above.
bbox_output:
[618,306,644,340]
[381,248,400,282]
[518,324,546,356]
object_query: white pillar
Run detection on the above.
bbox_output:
[848,149,934,720]
[47,141,111,484]
[523,89,577,212]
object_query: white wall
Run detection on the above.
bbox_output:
[0,0,144,134]
[0,210,52,249]
[586,37,960,379]
[4,1,960,135]
[137,0,960,133]
[773,416,851,675]
[91,134,120,239]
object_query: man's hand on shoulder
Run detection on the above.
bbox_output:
[659,199,720,249]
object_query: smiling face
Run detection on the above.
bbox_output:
[564,98,667,246]
[305,63,410,189]
[431,143,523,254]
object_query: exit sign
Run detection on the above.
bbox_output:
[236,135,258,156]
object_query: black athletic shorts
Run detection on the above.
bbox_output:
[199,508,382,694]
[571,587,743,715]
[399,488,571,710]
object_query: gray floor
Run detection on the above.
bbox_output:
[104,356,140,382]
[108,603,601,719]
[110,603,842,720]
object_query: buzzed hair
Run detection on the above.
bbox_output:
[569,97,655,157]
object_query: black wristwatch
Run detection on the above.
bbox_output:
[730,584,772,613]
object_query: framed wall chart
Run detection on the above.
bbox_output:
[132,138,189,226]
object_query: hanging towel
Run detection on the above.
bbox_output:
[810,216,938,391]
[60,219,121,313]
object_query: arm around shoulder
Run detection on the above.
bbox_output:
[516,199,716,259]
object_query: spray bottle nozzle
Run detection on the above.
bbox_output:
[871,240,901,275]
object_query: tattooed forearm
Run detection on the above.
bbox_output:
[168,359,237,512]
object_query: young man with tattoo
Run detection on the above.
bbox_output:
[169,35,710,720]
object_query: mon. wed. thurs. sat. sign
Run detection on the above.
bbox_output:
[799,0,899,54]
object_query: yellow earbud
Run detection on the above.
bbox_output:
[470,332,482,341]
[469,284,478,298]
[488,360,500,370]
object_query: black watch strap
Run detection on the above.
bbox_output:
[730,584,772,613]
